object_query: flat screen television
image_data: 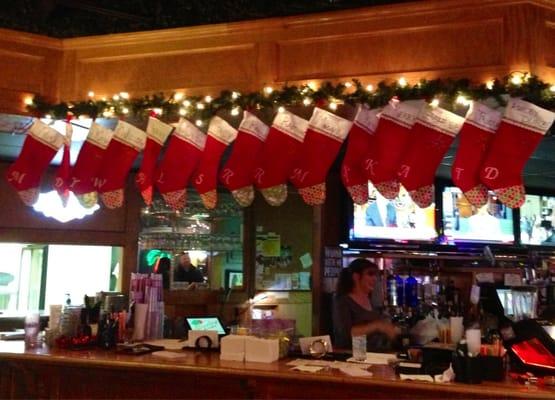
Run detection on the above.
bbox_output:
[441,186,514,244]
[349,182,437,243]
[520,194,555,246]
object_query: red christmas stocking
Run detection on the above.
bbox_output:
[53,119,73,207]
[341,106,380,205]
[192,116,237,209]
[479,98,555,208]
[155,118,207,210]
[363,100,422,199]
[136,117,173,206]
[254,110,309,206]
[70,122,114,208]
[398,105,464,208]
[451,103,502,207]
[290,107,352,205]
[219,111,268,207]
[97,121,146,209]
[6,120,65,206]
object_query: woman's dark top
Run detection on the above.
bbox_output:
[332,294,391,351]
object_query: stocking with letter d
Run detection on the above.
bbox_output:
[479,98,555,208]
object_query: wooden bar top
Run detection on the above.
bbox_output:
[0,340,554,399]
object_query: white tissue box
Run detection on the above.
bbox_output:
[245,336,280,363]
[220,335,246,361]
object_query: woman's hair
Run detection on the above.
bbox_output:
[336,258,377,296]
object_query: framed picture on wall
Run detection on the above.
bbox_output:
[225,269,243,290]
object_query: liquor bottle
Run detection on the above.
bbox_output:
[387,271,398,307]
[404,270,418,308]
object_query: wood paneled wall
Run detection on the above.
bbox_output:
[0,0,554,111]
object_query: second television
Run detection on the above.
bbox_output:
[441,186,515,245]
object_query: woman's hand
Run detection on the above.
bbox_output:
[354,320,400,339]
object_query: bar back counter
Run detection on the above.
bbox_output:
[1,342,554,399]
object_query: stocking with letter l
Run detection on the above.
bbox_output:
[398,105,464,208]
[341,106,380,205]
[70,122,114,208]
[290,107,352,205]
[254,110,308,206]
[97,121,146,209]
[363,100,423,199]
[135,117,173,206]
[451,102,502,207]
[479,98,555,208]
[192,116,237,209]
[155,118,206,210]
[219,111,268,207]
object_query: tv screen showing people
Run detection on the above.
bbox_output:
[350,183,437,242]
[520,194,555,246]
[442,187,514,244]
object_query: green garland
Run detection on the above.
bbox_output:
[27,74,555,128]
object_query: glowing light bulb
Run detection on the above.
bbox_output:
[112,94,120,101]
[119,92,129,99]
[456,95,472,107]
[102,110,112,118]
[329,101,338,111]
[197,103,205,110]
[174,92,185,101]
[398,77,408,88]
[486,80,495,90]
[183,100,191,107]
[344,81,353,88]
[122,107,129,114]
[430,98,440,107]
[152,107,163,116]
[510,74,523,86]
[231,106,240,116]
[278,106,285,113]
[366,84,374,92]
[24,97,33,106]
[87,91,95,98]
[195,119,203,127]
[264,86,274,95]
[204,95,212,103]
[303,97,312,106]
[179,108,187,116]
[232,91,240,99]
[308,81,317,91]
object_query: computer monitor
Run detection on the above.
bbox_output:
[185,317,227,335]
[520,194,555,246]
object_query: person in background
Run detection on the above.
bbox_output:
[174,252,204,283]
[156,256,171,289]
[333,258,399,351]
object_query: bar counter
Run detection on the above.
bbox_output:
[0,341,554,399]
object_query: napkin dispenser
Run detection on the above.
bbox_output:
[245,336,280,363]
[186,330,219,349]
[220,334,246,361]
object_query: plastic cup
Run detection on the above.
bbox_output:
[465,329,481,355]
[352,335,367,361]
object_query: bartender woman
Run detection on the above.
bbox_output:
[333,258,399,351]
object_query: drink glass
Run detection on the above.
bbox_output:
[24,312,41,349]
[352,335,367,361]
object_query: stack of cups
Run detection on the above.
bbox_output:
[465,329,481,355]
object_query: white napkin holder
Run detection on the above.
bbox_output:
[186,330,219,349]
[220,334,247,361]
[245,336,280,363]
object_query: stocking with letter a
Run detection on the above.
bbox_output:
[70,122,114,208]
[191,116,237,209]
[96,121,146,209]
[6,119,65,206]
[155,118,206,210]
[136,117,173,206]
[219,111,268,207]
[479,98,555,208]
[254,110,308,206]
[363,100,422,199]
[341,106,380,205]
[398,105,464,208]
[290,107,351,205]
[451,102,502,207]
